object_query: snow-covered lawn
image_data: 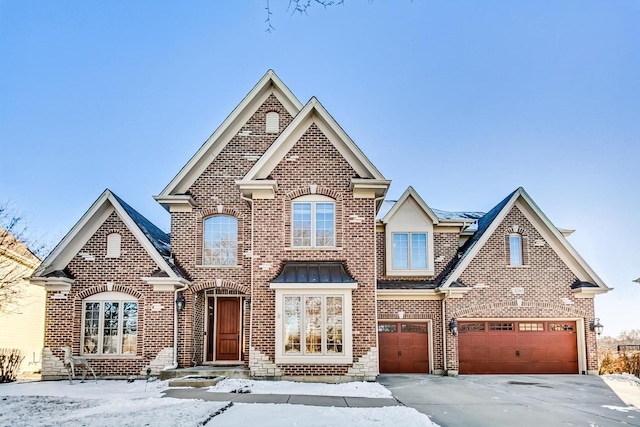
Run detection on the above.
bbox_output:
[208,378,393,397]
[0,379,438,426]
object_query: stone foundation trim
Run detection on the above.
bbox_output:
[347,347,378,381]
[249,347,282,377]
[142,347,174,376]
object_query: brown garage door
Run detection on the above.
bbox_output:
[378,322,429,373]
[458,321,578,374]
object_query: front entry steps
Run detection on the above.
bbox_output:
[161,366,249,388]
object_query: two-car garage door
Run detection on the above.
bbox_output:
[458,321,578,374]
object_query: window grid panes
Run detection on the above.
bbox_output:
[82,300,138,355]
[282,295,344,356]
[518,322,544,332]
[549,323,575,332]
[509,234,523,265]
[203,216,238,266]
[392,233,428,270]
[489,322,514,331]
[292,202,335,247]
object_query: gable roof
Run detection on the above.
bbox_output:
[34,189,180,279]
[156,70,303,200]
[379,186,440,224]
[376,198,484,222]
[440,187,611,292]
[240,97,386,181]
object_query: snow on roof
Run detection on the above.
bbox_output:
[376,200,485,222]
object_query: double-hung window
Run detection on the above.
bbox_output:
[82,292,138,355]
[292,196,335,248]
[203,215,238,266]
[392,232,428,270]
[509,234,523,266]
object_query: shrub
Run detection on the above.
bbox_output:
[0,348,25,383]
[599,349,640,378]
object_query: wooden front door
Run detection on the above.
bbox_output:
[215,298,240,360]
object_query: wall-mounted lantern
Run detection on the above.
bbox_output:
[175,292,186,312]
[449,318,459,337]
[589,318,604,336]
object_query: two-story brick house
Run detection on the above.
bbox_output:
[32,70,610,380]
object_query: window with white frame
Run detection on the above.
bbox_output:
[106,233,121,258]
[266,111,279,133]
[82,292,138,355]
[509,234,523,265]
[392,232,428,270]
[273,288,353,364]
[292,195,335,248]
[203,215,238,265]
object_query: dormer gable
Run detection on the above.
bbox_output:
[382,187,438,277]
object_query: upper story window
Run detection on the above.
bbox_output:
[509,234,523,265]
[392,232,428,270]
[203,215,238,266]
[266,111,279,133]
[292,195,335,248]
[82,292,138,355]
[106,233,121,258]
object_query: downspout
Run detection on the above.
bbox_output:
[373,195,386,369]
[240,194,254,361]
[441,289,452,373]
[165,280,189,370]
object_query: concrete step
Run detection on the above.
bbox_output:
[168,375,224,388]
[160,366,250,381]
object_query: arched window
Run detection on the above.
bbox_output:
[266,111,279,133]
[82,292,138,355]
[106,233,121,258]
[291,195,335,248]
[509,233,523,266]
[203,216,238,266]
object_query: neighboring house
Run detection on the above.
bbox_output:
[31,71,610,380]
[0,228,43,375]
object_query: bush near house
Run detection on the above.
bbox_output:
[0,348,25,383]
[598,349,640,378]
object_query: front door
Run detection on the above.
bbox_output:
[215,297,240,360]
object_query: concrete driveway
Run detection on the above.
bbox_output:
[377,374,640,427]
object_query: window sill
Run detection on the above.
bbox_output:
[386,270,434,277]
[80,355,142,359]
[196,265,242,268]
[506,265,530,268]
[275,354,352,364]
[284,247,343,251]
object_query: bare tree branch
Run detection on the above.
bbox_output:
[265,0,345,31]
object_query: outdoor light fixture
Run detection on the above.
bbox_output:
[590,318,604,336]
[175,293,186,312]
[449,318,459,337]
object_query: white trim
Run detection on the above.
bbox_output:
[381,187,439,225]
[271,282,358,290]
[106,233,121,258]
[81,294,139,356]
[33,190,179,279]
[31,277,75,292]
[141,277,191,291]
[290,197,336,249]
[236,180,278,199]
[154,195,196,212]
[242,97,387,182]
[441,187,611,292]
[273,288,353,364]
[376,290,440,300]
[158,70,303,197]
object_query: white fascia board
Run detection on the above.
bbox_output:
[440,190,521,289]
[376,289,441,300]
[244,97,386,182]
[35,190,114,277]
[382,187,439,225]
[350,178,392,198]
[514,193,610,291]
[108,194,177,279]
[30,276,75,292]
[571,287,610,298]
[142,277,191,292]
[153,194,196,212]
[236,180,278,199]
[158,70,303,198]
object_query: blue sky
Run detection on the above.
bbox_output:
[1,1,638,336]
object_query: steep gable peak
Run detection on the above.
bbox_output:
[33,189,179,280]
[380,186,439,225]
[240,96,387,185]
[156,70,303,205]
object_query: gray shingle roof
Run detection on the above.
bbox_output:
[376,200,484,222]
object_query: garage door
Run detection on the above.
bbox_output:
[378,322,429,373]
[458,321,578,374]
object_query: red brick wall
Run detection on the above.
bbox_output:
[45,211,174,377]
[446,204,597,372]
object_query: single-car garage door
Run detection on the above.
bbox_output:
[458,321,578,374]
[378,322,429,373]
